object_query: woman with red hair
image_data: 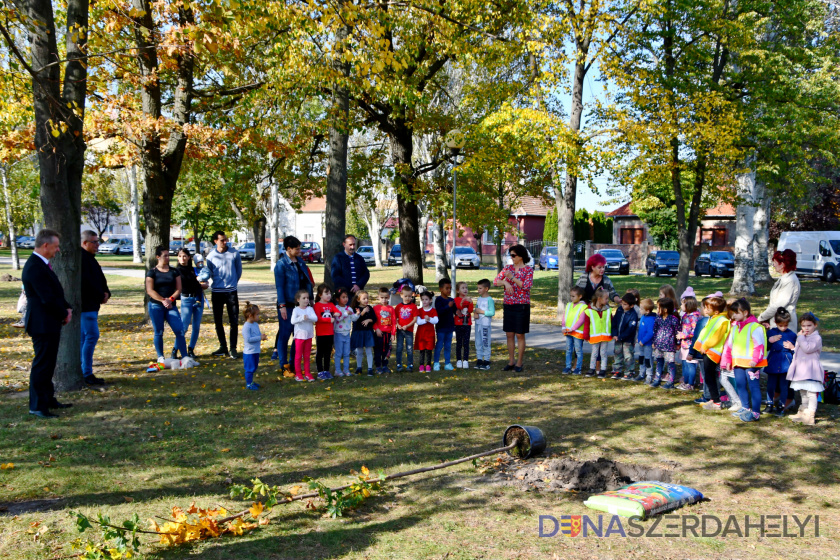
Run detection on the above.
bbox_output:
[576,254,622,305]
[757,249,801,328]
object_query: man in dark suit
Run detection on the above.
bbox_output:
[22,229,72,418]
[330,235,370,293]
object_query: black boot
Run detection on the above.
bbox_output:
[171,348,179,360]
[187,348,197,359]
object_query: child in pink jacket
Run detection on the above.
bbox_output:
[786,312,823,426]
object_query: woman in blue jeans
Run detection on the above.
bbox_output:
[145,246,188,362]
[173,248,208,359]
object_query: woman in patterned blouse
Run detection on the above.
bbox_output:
[494,244,534,372]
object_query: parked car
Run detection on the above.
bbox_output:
[238,242,258,260]
[645,250,681,277]
[300,241,322,263]
[505,248,535,268]
[117,242,135,255]
[595,249,630,275]
[265,242,285,259]
[778,231,840,282]
[185,240,213,256]
[537,246,559,270]
[357,245,376,265]
[168,240,183,255]
[694,250,734,278]
[98,238,131,255]
[14,236,33,248]
[387,244,402,266]
[448,246,481,269]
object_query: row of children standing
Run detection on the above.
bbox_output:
[561,282,825,424]
[241,278,498,383]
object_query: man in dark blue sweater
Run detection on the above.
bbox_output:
[330,235,370,293]
[433,278,455,371]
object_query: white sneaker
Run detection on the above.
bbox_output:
[462,361,469,369]
[456,360,463,369]
[157,356,166,364]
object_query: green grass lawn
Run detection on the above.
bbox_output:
[1,263,839,559]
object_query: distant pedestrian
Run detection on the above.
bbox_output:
[145,246,189,363]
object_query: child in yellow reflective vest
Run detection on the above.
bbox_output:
[585,288,612,378]
[720,298,767,422]
[694,295,731,411]
[561,286,587,374]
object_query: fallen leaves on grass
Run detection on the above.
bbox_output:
[150,502,264,546]
[0,462,14,469]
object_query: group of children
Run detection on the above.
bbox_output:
[239,277,497,386]
[562,283,825,424]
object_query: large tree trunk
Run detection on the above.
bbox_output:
[753,187,771,282]
[323,8,350,288]
[1,166,20,270]
[556,57,586,314]
[25,0,89,391]
[390,123,424,285]
[732,168,758,295]
[252,216,267,260]
[433,219,448,281]
[133,0,193,270]
[126,165,142,263]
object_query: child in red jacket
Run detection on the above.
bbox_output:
[374,286,396,374]
[415,290,438,372]
[314,284,340,380]
[394,285,418,371]
[454,281,475,369]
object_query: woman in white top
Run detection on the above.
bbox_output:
[757,249,801,328]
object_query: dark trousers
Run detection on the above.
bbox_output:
[211,291,239,352]
[455,324,471,361]
[703,355,721,403]
[316,335,334,372]
[275,307,295,368]
[374,332,392,367]
[30,333,60,412]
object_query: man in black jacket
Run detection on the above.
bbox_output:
[330,235,370,293]
[80,230,110,385]
[22,229,72,418]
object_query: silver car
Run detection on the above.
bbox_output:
[448,246,481,269]
[98,238,131,255]
[357,246,376,265]
[238,242,257,260]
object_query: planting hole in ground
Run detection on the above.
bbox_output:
[480,456,673,493]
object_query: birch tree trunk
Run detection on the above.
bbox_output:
[270,178,279,268]
[361,208,384,268]
[731,168,757,295]
[433,220,448,281]
[752,187,771,282]
[1,165,19,270]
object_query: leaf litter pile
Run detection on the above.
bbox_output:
[478,456,673,493]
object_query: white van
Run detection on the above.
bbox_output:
[777,231,840,282]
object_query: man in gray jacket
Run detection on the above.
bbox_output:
[206,231,243,359]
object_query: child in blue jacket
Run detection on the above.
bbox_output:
[634,298,656,382]
[765,307,797,415]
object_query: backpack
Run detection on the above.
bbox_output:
[823,371,840,405]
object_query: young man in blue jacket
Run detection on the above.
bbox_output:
[205,231,242,359]
[611,293,638,379]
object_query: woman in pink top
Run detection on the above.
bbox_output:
[786,312,823,425]
[493,244,533,372]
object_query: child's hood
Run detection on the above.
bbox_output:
[734,315,758,329]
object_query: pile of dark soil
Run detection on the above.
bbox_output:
[480,456,672,493]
